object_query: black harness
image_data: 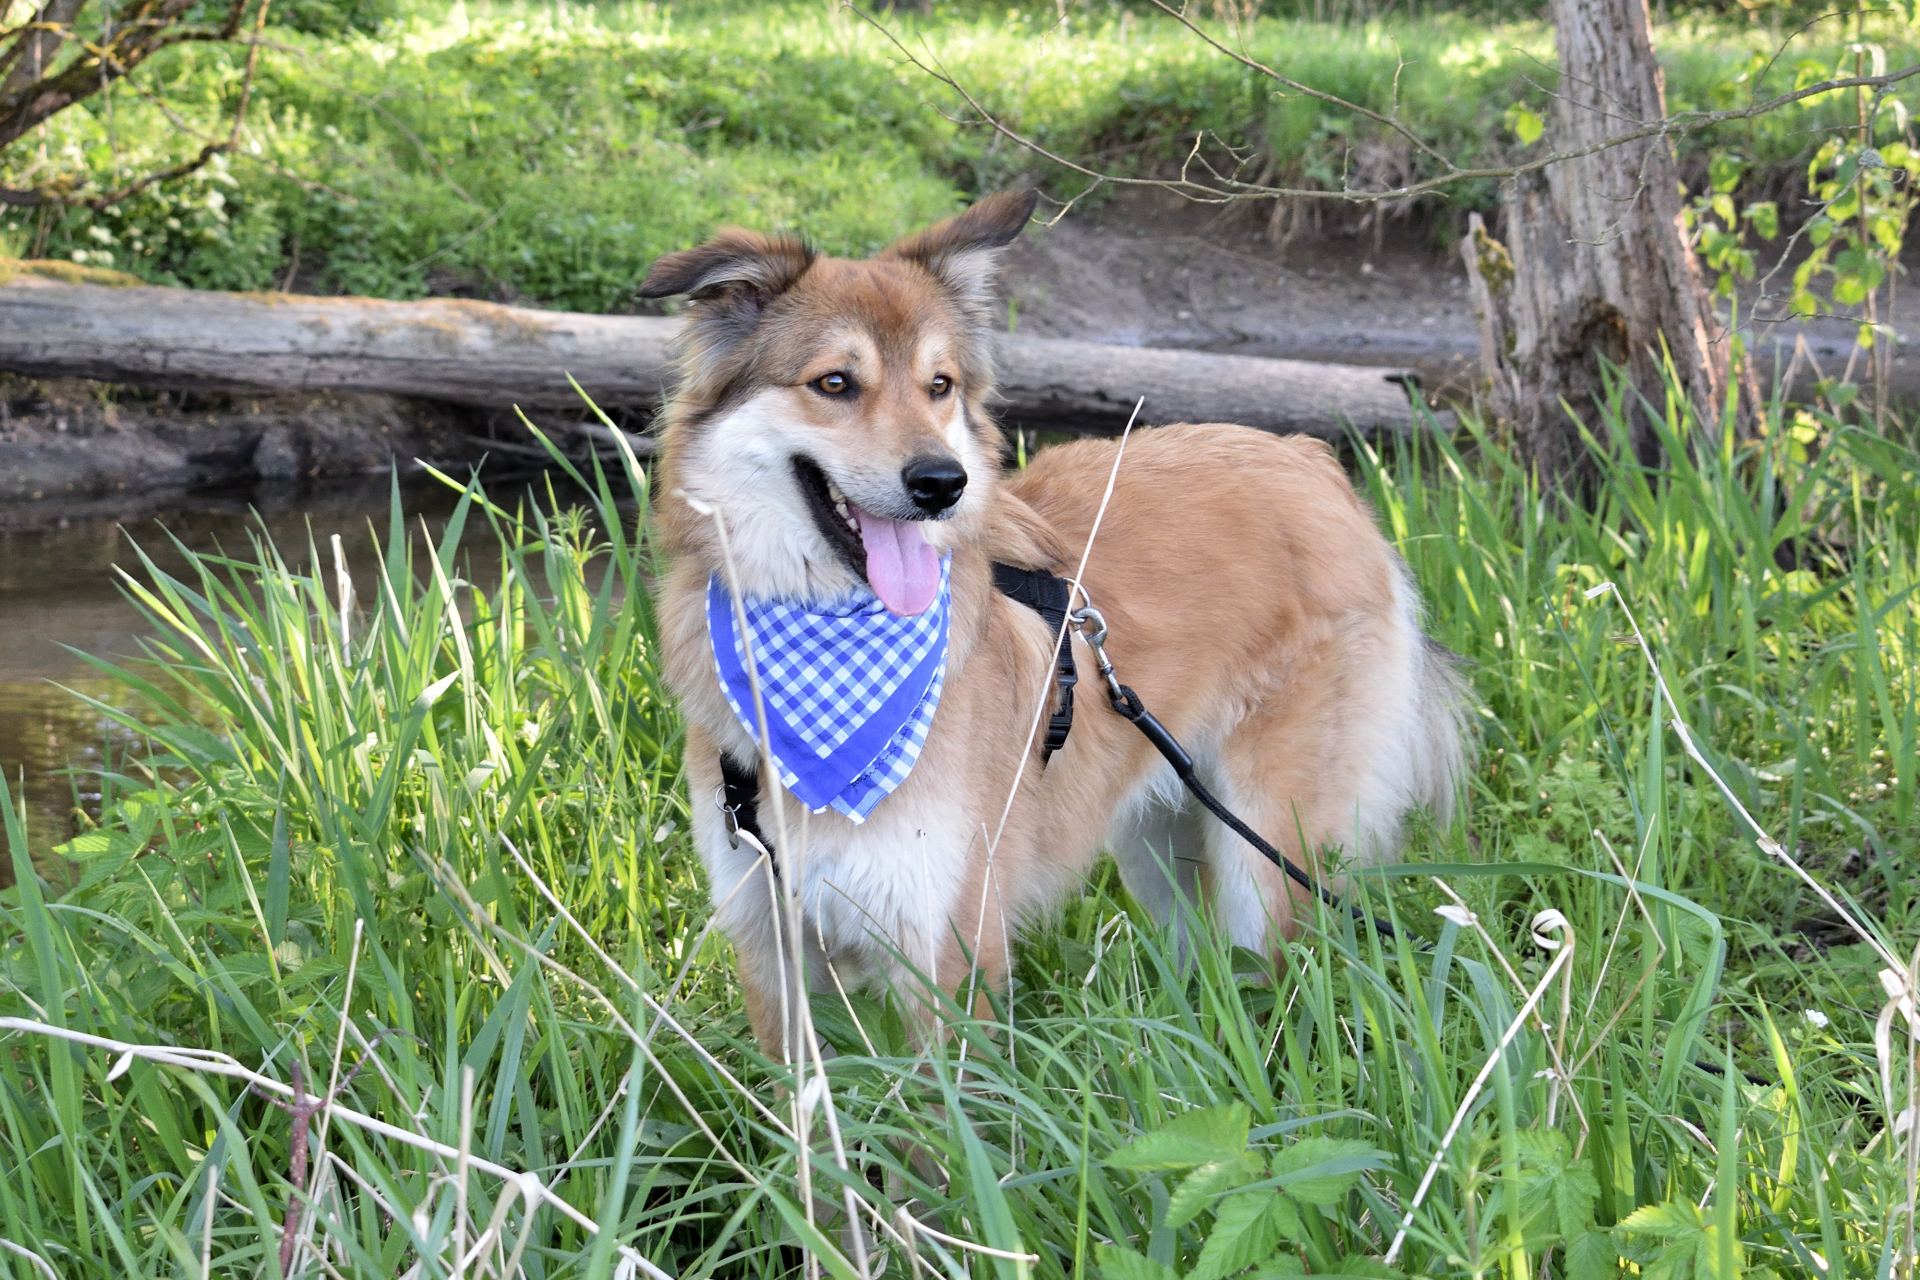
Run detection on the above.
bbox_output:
[716,564,1395,942]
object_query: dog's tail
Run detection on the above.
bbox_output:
[1410,635,1472,824]
[1392,562,1473,828]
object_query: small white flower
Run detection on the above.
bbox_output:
[1434,903,1475,928]
[1804,1009,1831,1029]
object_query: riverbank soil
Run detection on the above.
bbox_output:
[1004,189,1920,407]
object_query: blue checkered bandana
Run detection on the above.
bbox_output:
[707,558,950,824]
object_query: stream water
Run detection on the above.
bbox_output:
[0,476,517,870]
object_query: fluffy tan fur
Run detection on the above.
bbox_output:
[641,192,1466,1057]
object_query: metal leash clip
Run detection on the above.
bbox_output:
[715,785,743,849]
[1069,604,1125,705]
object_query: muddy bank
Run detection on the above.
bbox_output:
[1002,189,1920,404]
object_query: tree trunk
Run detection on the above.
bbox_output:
[1465,0,1755,478]
[0,265,1447,438]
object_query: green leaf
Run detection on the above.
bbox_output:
[1268,1137,1383,1206]
[1505,102,1544,146]
[1746,202,1779,240]
[1108,1102,1251,1170]
[1189,1191,1288,1280]
[1565,1230,1621,1280]
[1168,1153,1266,1229]
[1098,1245,1178,1280]
[1708,151,1746,193]
[1518,1129,1599,1236]
[1248,1260,1305,1280]
[1618,1200,1705,1240]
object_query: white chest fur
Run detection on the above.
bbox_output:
[693,745,976,989]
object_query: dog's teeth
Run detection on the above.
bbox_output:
[827,479,847,503]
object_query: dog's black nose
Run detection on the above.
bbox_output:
[902,455,968,515]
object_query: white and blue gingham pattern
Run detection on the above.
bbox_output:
[707,558,950,823]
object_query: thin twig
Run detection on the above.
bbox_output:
[852,2,1920,207]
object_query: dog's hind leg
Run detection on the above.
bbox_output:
[1104,776,1214,962]
[1199,601,1448,948]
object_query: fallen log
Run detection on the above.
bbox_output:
[0,263,1441,437]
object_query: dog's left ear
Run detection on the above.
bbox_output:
[882,189,1039,316]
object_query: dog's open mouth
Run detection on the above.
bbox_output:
[792,456,942,617]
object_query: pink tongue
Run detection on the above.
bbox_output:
[853,508,941,616]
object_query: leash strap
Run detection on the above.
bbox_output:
[1103,681,1397,942]
[718,561,1080,861]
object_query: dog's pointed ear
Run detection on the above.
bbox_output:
[638,229,814,343]
[882,189,1039,315]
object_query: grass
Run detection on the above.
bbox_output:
[4,1,1917,309]
[0,379,1915,1279]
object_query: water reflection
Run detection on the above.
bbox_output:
[0,473,582,873]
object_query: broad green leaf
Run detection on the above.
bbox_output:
[1248,1260,1305,1280]
[1167,1153,1266,1229]
[1097,1245,1177,1280]
[1518,1129,1599,1235]
[1619,1200,1706,1238]
[1188,1191,1287,1280]
[1505,102,1544,146]
[1267,1137,1383,1206]
[1107,1102,1251,1170]
[1708,151,1745,193]
[1566,1230,1622,1280]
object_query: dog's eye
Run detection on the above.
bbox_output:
[930,375,953,398]
[812,372,852,396]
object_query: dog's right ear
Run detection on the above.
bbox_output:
[638,229,814,341]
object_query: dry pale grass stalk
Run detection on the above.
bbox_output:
[1384,908,1576,1265]
[689,492,875,1280]
[1588,579,1919,1268]
[0,1018,673,1280]
[0,1240,59,1280]
[969,396,1144,1022]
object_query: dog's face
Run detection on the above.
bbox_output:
[643,191,1040,614]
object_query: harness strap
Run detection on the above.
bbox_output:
[717,561,1079,861]
[989,563,1078,762]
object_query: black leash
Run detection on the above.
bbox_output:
[717,568,1395,945]
[1070,606,1400,945]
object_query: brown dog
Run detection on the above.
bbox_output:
[640,190,1466,1058]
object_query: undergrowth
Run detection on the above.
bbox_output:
[2,1,1911,308]
[0,384,1916,1278]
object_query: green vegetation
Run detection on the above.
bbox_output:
[4,1,1916,310]
[1,382,1915,1278]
